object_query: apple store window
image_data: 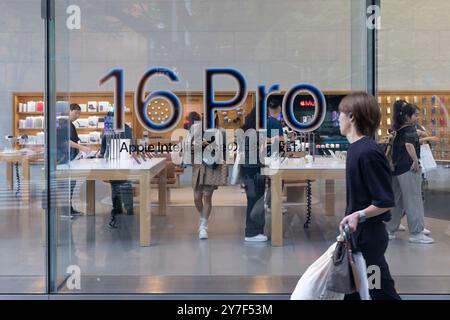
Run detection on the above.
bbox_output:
[0,0,448,298]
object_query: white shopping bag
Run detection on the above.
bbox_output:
[230,149,241,185]
[291,242,344,300]
[420,144,437,173]
[353,252,371,300]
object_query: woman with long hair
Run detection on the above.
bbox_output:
[385,103,434,244]
[187,112,228,240]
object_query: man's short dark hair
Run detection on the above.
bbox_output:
[70,103,81,111]
[267,96,282,110]
[338,92,381,137]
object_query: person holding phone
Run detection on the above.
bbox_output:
[188,113,228,240]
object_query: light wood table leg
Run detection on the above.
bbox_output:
[140,172,151,246]
[158,167,167,216]
[86,180,95,215]
[271,172,283,246]
[6,162,13,190]
[324,179,335,216]
[21,159,30,202]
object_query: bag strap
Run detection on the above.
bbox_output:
[343,224,362,291]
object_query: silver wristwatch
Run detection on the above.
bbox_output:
[358,210,367,223]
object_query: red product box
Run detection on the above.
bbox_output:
[36,101,44,112]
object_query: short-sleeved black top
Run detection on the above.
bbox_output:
[69,122,80,161]
[392,125,420,176]
[345,136,395,225]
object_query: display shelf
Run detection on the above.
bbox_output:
[13,92,135,150]
[18,128,44,130]
[378,91,450,161]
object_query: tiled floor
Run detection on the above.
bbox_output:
[0,166,449,294]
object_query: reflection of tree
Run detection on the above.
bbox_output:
[103,1,193,55]
[104,1,194,91]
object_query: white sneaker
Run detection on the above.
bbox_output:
[388,231,396,240]
[198,226,208,240]
[409,233,434,244]
[422,228,431,235]
[245,234,268,242]
[397,224,406,231]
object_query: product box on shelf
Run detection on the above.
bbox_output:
[36,101,44,113]
[36,132,45,145]
[88,116,99,128]
[27,101,36,112]
[98,117,105,129]
[87,101,98,112]
[74,118,89,128]
[98,101,109,112]
[78,134,90,144]
[89,131,101,144]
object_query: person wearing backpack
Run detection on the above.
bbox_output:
[385,103,434,244]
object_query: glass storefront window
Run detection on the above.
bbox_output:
[0,0,45,293]
[0,0,448,297]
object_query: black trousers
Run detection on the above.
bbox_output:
[344,222,401,300]
[110,181,133,211]
[70,180,76,210]
[69,154,78,211]
[242,166,266,237]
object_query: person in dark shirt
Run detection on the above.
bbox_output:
[386,103,434,244]
[70,104,93,216]
[98,111,134,227]
[240,107,267,242]
[338,92,400,300]
[266,98,284,157]
[68,104,91,160]
[239,98,285,242]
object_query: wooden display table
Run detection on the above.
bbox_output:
[262,157,345,246]
[0,150,40,202]
[55,158,167,246]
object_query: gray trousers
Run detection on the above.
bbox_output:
[386,170,425,235]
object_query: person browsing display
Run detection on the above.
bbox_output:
[97,110,134,228]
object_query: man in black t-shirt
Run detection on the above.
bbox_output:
[67,104,92,217]
[266,98,284,157]
[68,104,91,160]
